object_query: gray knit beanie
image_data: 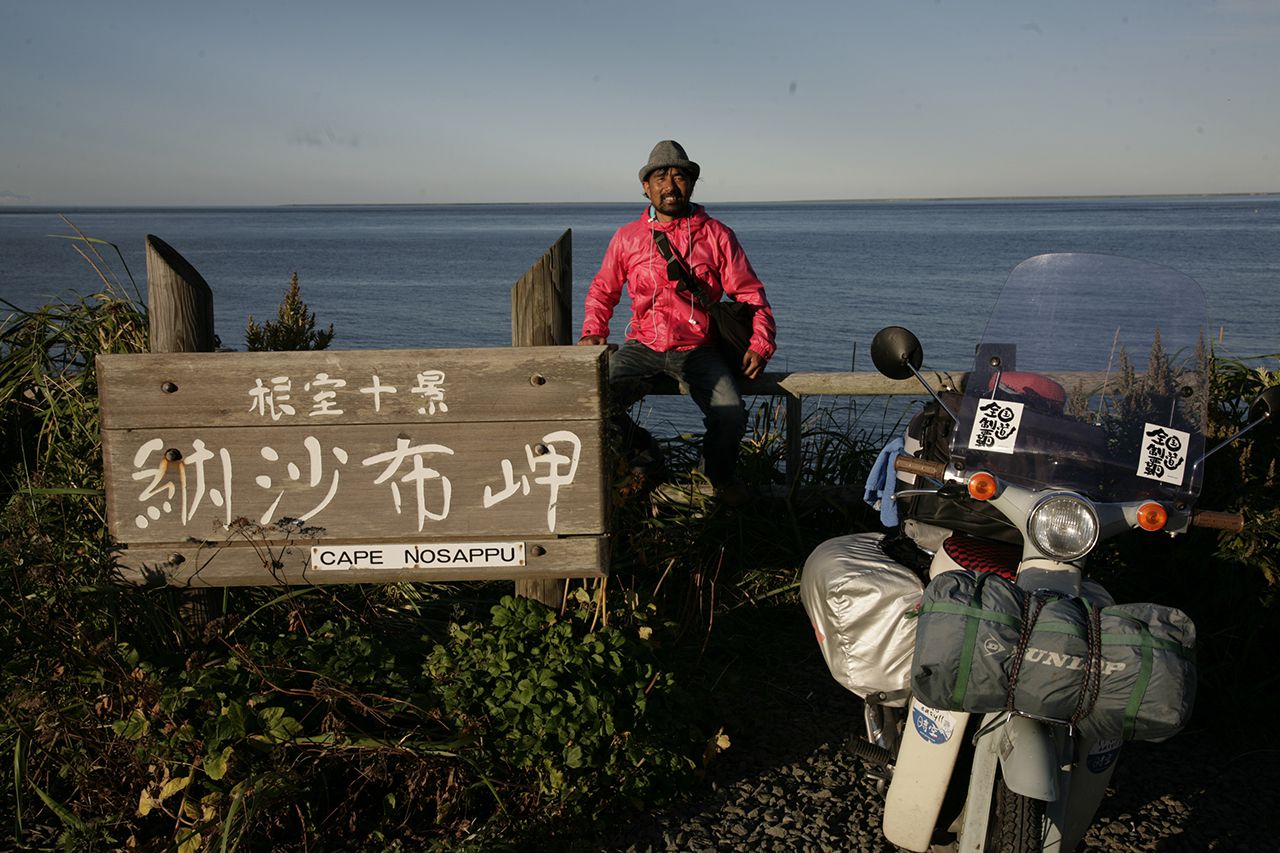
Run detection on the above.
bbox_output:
[638,140,701,182]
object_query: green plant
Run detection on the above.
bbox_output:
[245,273,334,352]
[1204,352,1280,587]
[425,594,701,834]
[1,293,147,496]
[98,604,473,851]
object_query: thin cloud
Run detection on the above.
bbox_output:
[1212,0,1280,14]
[1021,22,1043,35]
[287,127,360,149]
[0,190,31,202]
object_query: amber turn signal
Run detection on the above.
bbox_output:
[968,472,999,501]
[1137,502,1168,532]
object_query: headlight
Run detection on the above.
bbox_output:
[1027,493,1099,561]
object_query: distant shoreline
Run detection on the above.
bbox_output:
[2,192,1278,212]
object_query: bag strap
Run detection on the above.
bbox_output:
[1005,590,1051,713]
[652,230,715,309]
[1069,599,1104,727]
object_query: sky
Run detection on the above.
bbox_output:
[2,0,1278,206]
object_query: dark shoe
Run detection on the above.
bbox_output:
[653,470,715,510]
[619,462,667,499]
[712,480,752,507]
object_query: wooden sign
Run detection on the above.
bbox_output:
[98,346,609,586]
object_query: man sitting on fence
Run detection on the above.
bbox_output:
[577,140,776,505]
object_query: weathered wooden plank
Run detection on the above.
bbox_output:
[114,535,608,586]
[103,419,606,543]
[737,370,1114,398]
[97,346,608,429]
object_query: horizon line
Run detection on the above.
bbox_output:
[2,191,1279,210]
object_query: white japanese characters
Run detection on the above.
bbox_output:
[362,438,455,531]
[128,430,583,535]
[249,370,447,420]
[131,437,232,530]
[255,437,348,524]
[482,430,581,532]
[410,370,449,415]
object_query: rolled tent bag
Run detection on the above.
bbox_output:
[800,533,925,707]
[911,570,1196,742]
[1081,603,1198,743]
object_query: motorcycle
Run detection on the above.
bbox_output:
[801,253,1278,852]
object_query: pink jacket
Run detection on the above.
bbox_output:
[581,205,777,362]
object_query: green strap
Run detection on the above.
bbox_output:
[1021,619,1085,638]
[919,601,1022,630]
[951,606,982,707]
[943,572,1007,708]
[1122,624,1155,740]
[1099,632,1195,659]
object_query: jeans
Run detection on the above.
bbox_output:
[608,341,748,487]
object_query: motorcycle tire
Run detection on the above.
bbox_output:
[991,775,1045,853]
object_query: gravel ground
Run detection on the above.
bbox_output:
[601,606,1280,853]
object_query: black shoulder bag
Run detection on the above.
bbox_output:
[651,230,759,374]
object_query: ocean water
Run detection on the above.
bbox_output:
[3,197,1278,433]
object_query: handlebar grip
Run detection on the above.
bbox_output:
[893,456,947,480]
[1190,510,1245,533]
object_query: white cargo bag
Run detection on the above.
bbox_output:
[801,533,924,707]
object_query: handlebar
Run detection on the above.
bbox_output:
[893,455,947,480]
[1190,510,1245,533]
[890,453,1246,535]
[890,453,1245,534]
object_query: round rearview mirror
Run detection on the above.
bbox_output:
[870,326,924,381]
[1248,386,1280,426]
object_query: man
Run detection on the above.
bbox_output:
[578,140,776,503]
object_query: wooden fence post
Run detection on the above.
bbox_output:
[511,229,573,348]
[786,395,803,490]
[146,234,220,629]
[511,229,573,609]
[147,235,216,354]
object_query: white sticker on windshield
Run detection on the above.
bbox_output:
[1137,424,1190,485]
[968,398,1024,455]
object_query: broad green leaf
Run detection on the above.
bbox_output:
[112,709,149,740]
[205,746,233,781]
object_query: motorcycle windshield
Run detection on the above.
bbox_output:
[953,253,1209,504]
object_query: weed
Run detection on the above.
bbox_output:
[245,273,334,352]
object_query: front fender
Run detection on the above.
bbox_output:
[997,714,1060,801]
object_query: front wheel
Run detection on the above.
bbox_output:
[991,776,1045,853]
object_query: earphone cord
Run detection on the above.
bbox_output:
[684,217,696,325]
[641,209,700,345]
